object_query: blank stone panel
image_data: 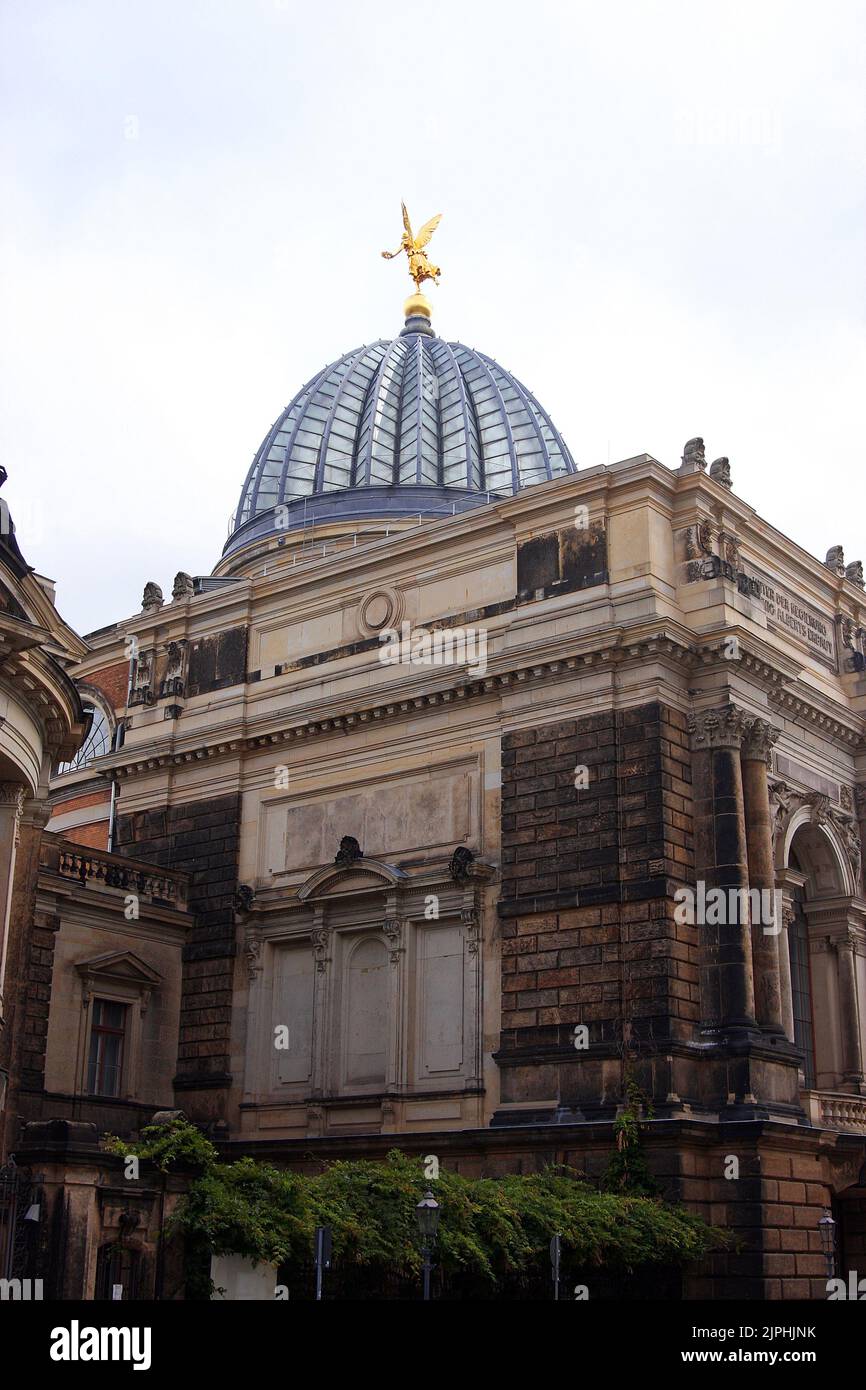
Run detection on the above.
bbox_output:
[416,921,464,1078]
[273,944,314,1086]
[344,936,388,1087]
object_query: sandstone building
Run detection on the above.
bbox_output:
[2,296,866,1300]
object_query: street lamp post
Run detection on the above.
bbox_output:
[818,1209,836,1282]
[415,1189,441,1301]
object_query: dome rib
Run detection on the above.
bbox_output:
[318,343,378,494]
[226,325,576,556]
[479,349,550,487]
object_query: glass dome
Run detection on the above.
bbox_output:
[224,321,576,557]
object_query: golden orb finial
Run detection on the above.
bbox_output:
[381,201,443,306]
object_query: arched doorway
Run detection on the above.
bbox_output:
[775,806,866,1111]
[95,1242,145,1300]
[834,1167,866,1288]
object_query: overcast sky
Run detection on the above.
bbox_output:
[1,0,864,635]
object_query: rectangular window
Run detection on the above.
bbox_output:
[87,999,127,1097]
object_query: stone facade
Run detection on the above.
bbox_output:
[6,447,866,1300]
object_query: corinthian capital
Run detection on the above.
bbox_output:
[741,717,780,764]
[688,704,750,751]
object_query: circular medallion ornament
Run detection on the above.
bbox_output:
[358,587,403,634]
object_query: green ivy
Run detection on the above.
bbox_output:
[103,1117,726,1291]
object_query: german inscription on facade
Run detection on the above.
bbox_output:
[752,567,837,668]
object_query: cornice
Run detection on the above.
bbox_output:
[99,626,699,781]
[93,603,865,782]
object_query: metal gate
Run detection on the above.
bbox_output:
[0,1160,38,1282]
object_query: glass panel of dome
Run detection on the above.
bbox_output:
[369,457,393,485]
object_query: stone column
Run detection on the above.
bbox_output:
[778,900,796,1043]
[837,934,864,1087]
[0,783,25,1016]
[741,719,785,1035]
[689,706,757,1033]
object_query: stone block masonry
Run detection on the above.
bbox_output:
[115,793,240,1093]
[497,702,698,1111]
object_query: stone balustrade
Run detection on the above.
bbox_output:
[807,1090,866,1134]
[40,836,189,908]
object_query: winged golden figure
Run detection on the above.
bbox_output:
[381,202,442,291]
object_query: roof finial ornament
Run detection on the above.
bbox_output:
[382,201,442,335]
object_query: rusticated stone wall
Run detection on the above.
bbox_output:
[499,701,696,1044]
[115,793,240,1098]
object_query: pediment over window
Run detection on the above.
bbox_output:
[74,951,163,989]
[297,857,408,902]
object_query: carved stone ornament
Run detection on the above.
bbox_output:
[688,704,750,751]
[840,616,856,650]
[461,906,480,955]
[741,717,780,764]
[141,582,164,613]
[769,782,862,881]
[680,437,707,473]
[244,926,262,981]
[709,456,732,488]
[684,522,714,561]
[234,884,255,914]
[449,845,475,882]
[806,792,831,827]
[721,532,741,568]
[172,571,195,601]
[382,917,403,964]
[312,924,330,972]
[840,785,854,813]
[334,835,363,867]
[830,811,863,887]
[824,546,846,576]
[845,559,864,589]
[855,784,866,818]
[0,782,26,812]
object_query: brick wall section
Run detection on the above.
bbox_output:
[60,821,110,850]
[499,702,697,1055]
[115,794,240,1086]
[86,660,131,712]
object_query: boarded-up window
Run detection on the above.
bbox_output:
[274,944,314,1085]
[416,923,464,1077]
[345,936,388,1087]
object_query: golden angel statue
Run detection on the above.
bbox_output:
[381,202,442,290]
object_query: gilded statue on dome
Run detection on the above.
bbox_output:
[381,202,442,291]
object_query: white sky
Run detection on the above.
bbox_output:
[1,0,864,635]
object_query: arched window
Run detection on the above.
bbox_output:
[56,702,112,774]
